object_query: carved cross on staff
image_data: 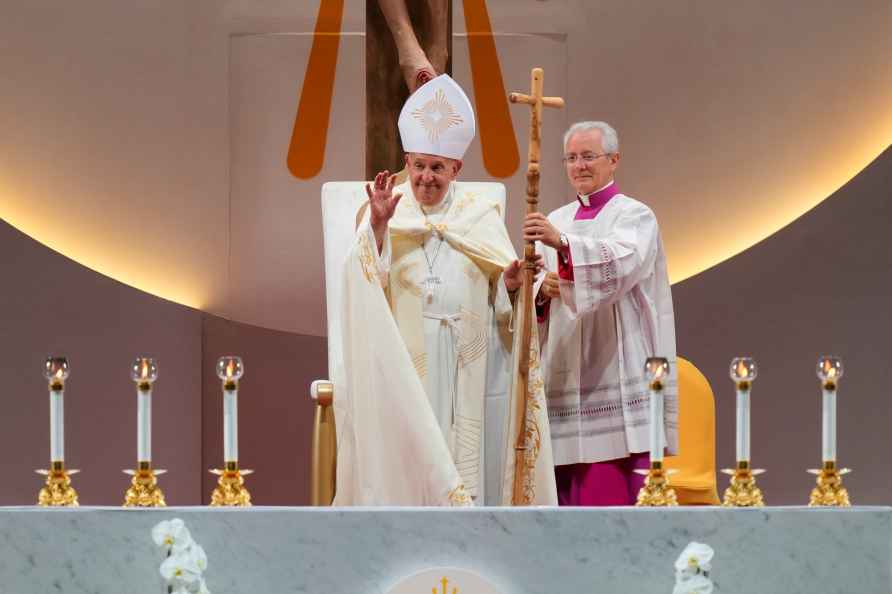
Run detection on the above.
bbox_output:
[508,68,563,505]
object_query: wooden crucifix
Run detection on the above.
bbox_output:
[508,67,563,505]
[366,0,453,181]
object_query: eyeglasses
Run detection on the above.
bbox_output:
[562,153,610,165]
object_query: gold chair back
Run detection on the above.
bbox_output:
[664,357,720,505]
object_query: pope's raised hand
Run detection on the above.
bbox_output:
[366,170,403,250]
[366,171,403,227]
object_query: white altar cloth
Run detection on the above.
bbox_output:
[0,506,889,593]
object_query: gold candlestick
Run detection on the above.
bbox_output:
[635,358,678,507]
[635,460,678,507]
[209,461,253,507]
[122,357,166,507]
[36,461,80,507]
[808,356,851,507]
[722,461,765,507]
[37,357,79,506]
[808,460,851,507]
[209,357,252,506]
[123,462,167,507]
[722,358,765,507]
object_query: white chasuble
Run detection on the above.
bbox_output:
[535,194,678,466]
[333,181,557,506]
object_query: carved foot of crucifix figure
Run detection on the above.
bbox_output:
[377,0,448,92]
[399,48,436,94]
[366,0,453,178]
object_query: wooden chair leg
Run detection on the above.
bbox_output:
[311,381,336,506]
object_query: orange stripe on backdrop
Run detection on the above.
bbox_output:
[287,0,345,180]
[463,0,519,178]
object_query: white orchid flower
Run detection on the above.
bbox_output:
[188,544,208,574]
[674,541,714,576]
[160,550,202,584]
[152,518,193,553]
[196,577,211,594]
[672,574,714,594]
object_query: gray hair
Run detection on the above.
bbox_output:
[563,121,619,154]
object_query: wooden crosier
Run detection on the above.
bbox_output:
[508,68,563,504]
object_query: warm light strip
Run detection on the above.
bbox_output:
[0,199,206,310]
[2,136,889,308]
[668,136,892,285]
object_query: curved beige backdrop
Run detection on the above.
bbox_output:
[1,0,890,336]
[1,147,889,505]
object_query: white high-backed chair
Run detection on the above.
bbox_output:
[310,180,507,506]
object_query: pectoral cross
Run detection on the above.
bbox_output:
[508,68,563,505]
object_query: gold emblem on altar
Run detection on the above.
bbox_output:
[412,89,464,143]
[432,577,458,594]
[387,568,502,594]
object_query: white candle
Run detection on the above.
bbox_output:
[49,387,64,462]
[137,387,152,462]
[223,387,238,462]
[649,388,664,462]
[729,357,757,463]
[816,356,842,463]
[216,356,244,464]
[130,358,158,464]
[822,387,836,462]
[736,387,750,461]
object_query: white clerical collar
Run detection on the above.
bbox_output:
[578,180,615,207]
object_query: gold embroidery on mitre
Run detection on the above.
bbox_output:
[411,89,464,143]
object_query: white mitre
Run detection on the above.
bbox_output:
[398,74,476,160]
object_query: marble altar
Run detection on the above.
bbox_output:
[0,506,889,593]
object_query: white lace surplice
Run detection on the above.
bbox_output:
[535,193,678,466]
